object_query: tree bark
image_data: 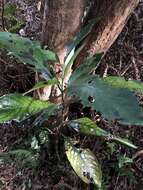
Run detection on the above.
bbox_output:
[41,0,87,63]
[40,0,139,101]
[75,0,139,66]
[40,0,87,101]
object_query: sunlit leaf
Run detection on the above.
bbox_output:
[70,117,137,149]
[0,93,56,123]
[70,117,109,137]
[0,32,57,78]
[103,76,143,93]
[65,138,102,189]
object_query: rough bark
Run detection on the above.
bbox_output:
[40,0,87,101]
[75,0,139,66]
[40,0,139,101]
[42,0,87,62]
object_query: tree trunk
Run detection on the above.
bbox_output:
[41,0,86,63]
[40,0,86,101]
[75,0,139,66]
[40,0,139,101]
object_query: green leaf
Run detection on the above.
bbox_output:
[31,136,40,150]
[0,149,38,168]
[65,138,102,189]
[68,74,143,125]
[117,155,133,168]
[70,117,109,137]
[0,93,56,123]
[69,53,103,84]
[23,78,59,95]
[70,117,137,149]
[39,130,49,145]
[103,76,143,93]
[4,3,16,16]
[33,104,58,126]
[63,43,85,79]
[65,18,100,62]
[8,21,24,33]
[64,18,100,79]
[113,137,137,149]
[0,32,57,78]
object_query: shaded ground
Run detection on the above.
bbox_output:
[0,1,143,190]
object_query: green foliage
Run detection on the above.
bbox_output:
[23,78,59,95]
[0,32,57,79]
[31,136,40,150]
[38,130,49,145]
[103,76,143,93]
[0,27,143,188]
[64,19,100,81]
[33,105,58,126]
[65,18,100,66]
[117,155,133,169]
[4,3,16,16]
[0,149,38,168]
[65,138,102,189]
[68,54,103,84]
[3,3,23,32]
[0,93,56,123]
[68,60,143,125]
[70,117,137,148]
[70,117,109,137]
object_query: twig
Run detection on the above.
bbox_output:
[114,174,119,190]
[132,56,141,80]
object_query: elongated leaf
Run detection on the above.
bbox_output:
[0,32,57,78]
[70,117,137,149]
[64,18,100,78]
[69,53,103,84]
[0,93,56,123]
[113,137,137,149]
[63,43,85,79]
[65,18,100,63]
[68,73,143,125]
[65,139,102,189]
[103,76,143,93]
[23,78,59,95]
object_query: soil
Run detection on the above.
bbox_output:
[0,1,143,190]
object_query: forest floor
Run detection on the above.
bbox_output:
[0,0,143,190]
